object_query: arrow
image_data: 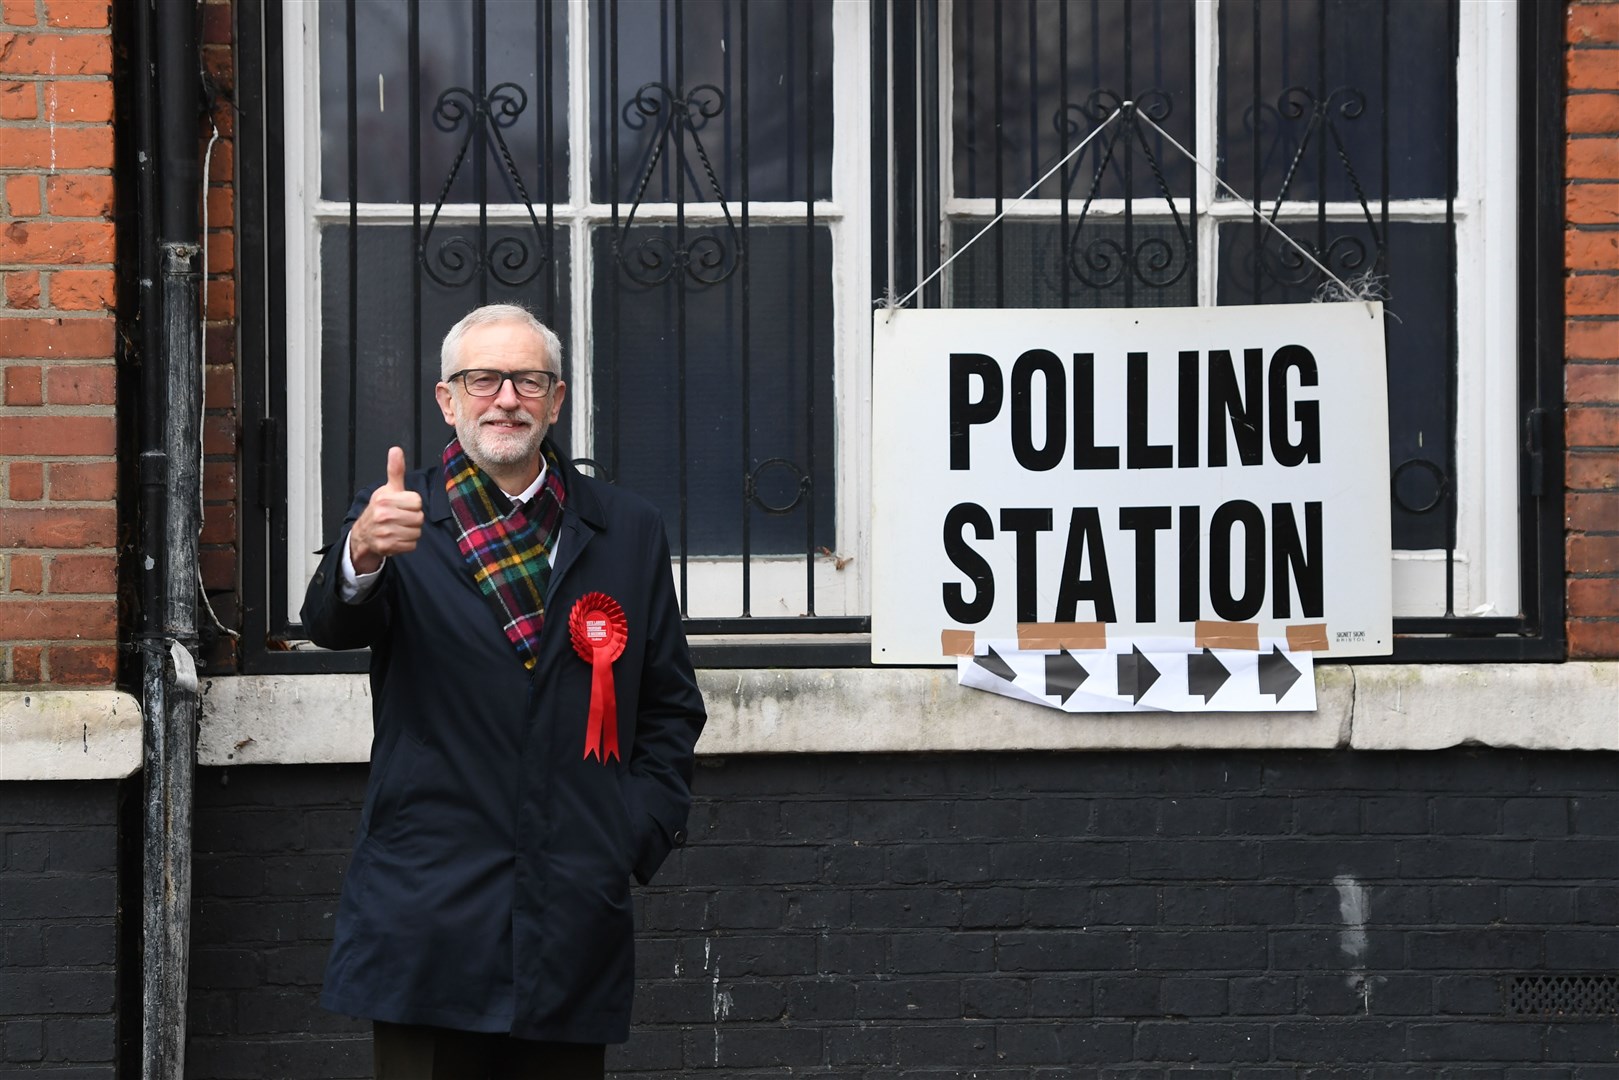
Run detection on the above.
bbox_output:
[973,646,1017,683]
[1187,648,1232,702]
[1257,646,1304,700]
[1044,650,1090,704]
[1115,645,1161,704]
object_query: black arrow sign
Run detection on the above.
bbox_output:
[1115,645,1161,704]
[974,646,1017,683]
[1044,650,1090,704]
[1187,648,1232,702]
[1257,646,1304,700]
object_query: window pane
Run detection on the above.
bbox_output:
[319,0,569,205]
[318,224,572,535]
[588,0,834,205]
[1217,220,1454,551]
[952,0,1196,201]
[590,226,834,558]
[949,220,1196,309]
[1217,0,1454,204]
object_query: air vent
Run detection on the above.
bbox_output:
[1508,975,1619,1016]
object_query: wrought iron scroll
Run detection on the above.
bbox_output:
[1056,90,1193,292]
[418,82,554,289]
[616,81,741,288]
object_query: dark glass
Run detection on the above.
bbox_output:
[951,0,1196,201]
[949,220,1195,309]
[319,224,572,535]
[590,226,834,557]
[1217,220,1452,551]
[588,0,834,204]
[319,0,569,205]
[1217,0,1454,204]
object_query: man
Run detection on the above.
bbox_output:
[302,304,706,1078]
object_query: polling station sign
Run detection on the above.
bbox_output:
[871,303,1393,665]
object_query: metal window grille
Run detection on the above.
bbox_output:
[1508,975,1619,1018]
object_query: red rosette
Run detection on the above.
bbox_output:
[569,592,627,762]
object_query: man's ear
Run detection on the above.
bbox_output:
[434,382,456,425]
[547,381,567,425]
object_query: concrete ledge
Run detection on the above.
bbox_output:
[189,662,1617,766]
[0,690,143,780]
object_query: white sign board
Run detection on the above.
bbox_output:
[871,304,1392,664]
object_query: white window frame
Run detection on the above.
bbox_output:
[935,0,1520,621]
[280,0,873,623]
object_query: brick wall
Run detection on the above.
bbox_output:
[187,755,1619,1077]
[0,0,119,688]
[1566,1,1619,659]
[0,781,124,1075]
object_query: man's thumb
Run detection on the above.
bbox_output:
[386,446,407,490]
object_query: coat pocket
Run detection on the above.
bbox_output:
[365,731,425,845]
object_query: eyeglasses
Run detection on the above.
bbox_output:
[447,369,560,399]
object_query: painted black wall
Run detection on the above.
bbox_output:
[178,752,1619,1078]
[0,781,125,1077]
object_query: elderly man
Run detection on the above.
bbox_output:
[302,304,706,1078]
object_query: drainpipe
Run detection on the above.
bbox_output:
[136,0,203,1077]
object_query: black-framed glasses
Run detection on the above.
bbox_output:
[447,368,560,399]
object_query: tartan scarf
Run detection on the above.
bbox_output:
[443,438,567,670]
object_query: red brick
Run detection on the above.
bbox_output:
[47,267,111,310]
[48,643,115,685]
[204,184,232,228]
[1568,451,1619,491]
[0,315,114,358]
[1568,228,1619,271]
[0,77,33,118]
[201,0,231,44]
[3,363,41,404]
[4,269,40,308]
[7,459,42,500]
[44,362,111,404]
[1568,274,1619,316]
[206,138,233,183]
[0,598,114,640]
[0,415,114,456]
[1567,618,1619,659]
[200,546,235,592]
[1570,576,1619,618]
[202,460,235,501]
[1569,405,1619,447]
[1569,138,1619,180]
[204,278,234,321]
[1567,319,1619,360]
[1570,534,1619,574]
[0,221,114,265]
[4,173,40,216]
[47,460,113,500]
[44,173,112,218]
[207,229,235,274]
[43,0,106,30]
[11,644,42,683]
[47,550,112,593]
[42,76,110,122]
[0,505,113,547]
[1568,491,1619,532]
[7,553,42,593]
[0,125,112,169]
[202,412,235,455]
[1570,3,1619,44]
[203,324,235,365]
[1569,92,1619,135]
[1570,46,1619,92]
[0,32,111,76]
[204,364,234,409]
[201,43,232,96]
[1566,184,1619,226]
[199,500,235,545]
[0,0,36,27]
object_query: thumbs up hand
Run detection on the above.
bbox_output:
[349,446,425,574]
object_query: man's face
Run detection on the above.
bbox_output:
[434,320,567,477]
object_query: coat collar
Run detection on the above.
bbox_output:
[427,438,605,532]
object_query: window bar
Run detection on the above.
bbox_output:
[740,0,753,617]
[542,0,556,328]
[1058,0,1069,307]
[803,0,817,614]
[1379,0,1390,281]
[1252,0,1262,303]
[1027,0,1038,209]
[1182,0,1195,291]
[964,1,975,200]
[345,0,359,499]
[1314,0,1326,275]
[409,0,422,460]
[1443,0,1458,615]
[992,1,1004,307]
[675,0,689,611]
[474,0,488,307]
[609,0,621,483]
[1122,1,1133,309]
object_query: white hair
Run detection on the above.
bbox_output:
[439,304,563,381]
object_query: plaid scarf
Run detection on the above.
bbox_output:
[443,438,567,670]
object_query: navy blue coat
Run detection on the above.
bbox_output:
[301,447,705,1043]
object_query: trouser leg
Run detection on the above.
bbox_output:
[373,1021,499,1080]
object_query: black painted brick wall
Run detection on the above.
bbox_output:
[0,781,123,1078]
[186,752,1619,1079]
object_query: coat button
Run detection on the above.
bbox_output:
[672,829,687,847]
[314,570,326,585]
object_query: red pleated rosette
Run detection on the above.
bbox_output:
[569,592,627,762]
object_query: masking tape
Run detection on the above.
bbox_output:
[1286,623,1330,651]
[941,629,976,657]
[1194,620,1260,651]
[1016,622,1108,651]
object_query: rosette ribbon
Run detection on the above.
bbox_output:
[569,592,627,762]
